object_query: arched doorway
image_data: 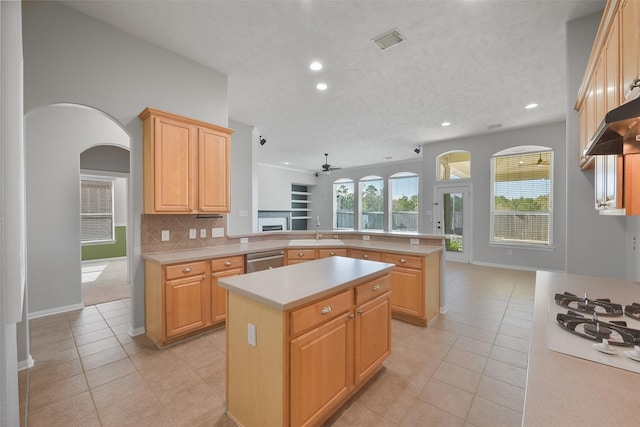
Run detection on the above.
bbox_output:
[25,104,132,316]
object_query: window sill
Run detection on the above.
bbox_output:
[489,242,555,252]
[82,240,116,246]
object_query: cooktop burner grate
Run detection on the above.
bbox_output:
[625,303,640,320]
[556,311,640,347]
[554,292,623,316]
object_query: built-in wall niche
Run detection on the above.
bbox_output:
[291,184,312,231]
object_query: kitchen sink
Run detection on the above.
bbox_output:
[288,239,344,246]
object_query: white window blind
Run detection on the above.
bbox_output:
[491,151,552,246]
[81,178,114,243]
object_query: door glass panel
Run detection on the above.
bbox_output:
[442,192,463,253]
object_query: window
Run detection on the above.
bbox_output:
[359,176,384,230]
[438,151,471,181]
[81,176,115,244]
[334,179,354,230]
[490,148,552,246]
[389,172,418,232]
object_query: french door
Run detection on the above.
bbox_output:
[434,185,471,263]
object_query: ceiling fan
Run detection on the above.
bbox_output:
[519,152,550,166]
[319,153,341,175]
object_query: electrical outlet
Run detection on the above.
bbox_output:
[507,249,513,256]
[240,237,248,244]
[189,228,196,239]
[212,228,224,238]
[161,230,170,241]
[363,235,370,241]
[200,228,207,238]
[248,323,257,346]
[410,238,419,245]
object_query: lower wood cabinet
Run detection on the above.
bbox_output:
[226,272,391,427]
[286,247,347,265]
[145,256,244,347]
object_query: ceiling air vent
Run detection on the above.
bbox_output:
[373,29,405,51]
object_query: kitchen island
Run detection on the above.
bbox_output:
[219,256,395,427]
[524,271,640,426]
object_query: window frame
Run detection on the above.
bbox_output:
[489,147,554,249]
[333,179,355,230]
[437,150,471,182]
[80,175,116,245]
[358,175,384,231]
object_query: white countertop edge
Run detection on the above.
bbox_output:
[142,238,442,265]
[218,257,395,311]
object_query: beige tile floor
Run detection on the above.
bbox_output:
[20,262,535,426]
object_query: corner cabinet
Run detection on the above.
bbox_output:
[139,108,233,214]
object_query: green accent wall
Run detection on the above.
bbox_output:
[82,226,126,260]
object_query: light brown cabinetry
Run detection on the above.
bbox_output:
[621,0,640,103]
[286,247,347,265]
[210,256,244,323]
[348,249,382,262]
[145,255,243,347]
[139,108,232,214]
[226,272,391,427]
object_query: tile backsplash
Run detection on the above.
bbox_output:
[142,214,229,253]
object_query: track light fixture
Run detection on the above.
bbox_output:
[414,146,421,154]
[259,136,267,146]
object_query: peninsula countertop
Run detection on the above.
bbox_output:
[141,237,442,265]
[524,271,640,426]
[218,256,395,311]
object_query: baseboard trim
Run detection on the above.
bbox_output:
[28,303,84,319]
[18,355,34,371]
[129,326,145,337]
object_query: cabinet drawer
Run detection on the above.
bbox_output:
[211,255,244,272]
[290,290,353,337]
[287,249,316,260]
[349,249,382,261]
[381,253,423,269]
[318,248,348,258]
[355,275,391,305]
[165,261,207,280]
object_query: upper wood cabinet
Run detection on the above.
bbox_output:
[139,108,233,214]
[575,0,637,169]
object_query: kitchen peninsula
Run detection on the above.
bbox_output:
[218,256,395,427]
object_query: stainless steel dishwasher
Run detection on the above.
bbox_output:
[245,249,285,273]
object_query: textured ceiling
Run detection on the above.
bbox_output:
[61,0,605,172]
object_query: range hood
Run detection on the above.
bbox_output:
[585,96,640,156]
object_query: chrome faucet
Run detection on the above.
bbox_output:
[315,216,321,240]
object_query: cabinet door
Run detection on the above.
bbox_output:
[389,267,424,318]
[153,115,195,213]
[198,127,230,212]
[354,293,390,385]
[165,273,207,338]
[348,249,382,261]
[605,13,620,111]
[290,312,353,427]
[621,0,640,103]
[595,155,607,209]
[211,268,243,323]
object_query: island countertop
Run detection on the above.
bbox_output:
[218,256,394,311]
[524,271,640,426]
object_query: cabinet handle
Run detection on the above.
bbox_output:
[320,306,333,314]
[212,273,217,278]
[329,252,335,256]
[298,252,305,257]
[349,314,355,319]
[202,274,206,280]
[373,284,381,291]
[224,261,232,266]
[363,254,369,259]
[399,258,406,263]
[357,309,364,315]
[183,267,192,273]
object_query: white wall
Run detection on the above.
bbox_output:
[22,1,229,331]
[421,122,567,272]
[228,119,254,235]
[566,12,627,278]
[257,163,317,212]
[26,105,130,315]
[1,1,25,424]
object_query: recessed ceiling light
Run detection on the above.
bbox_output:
[525,103,538,109]
[316,83,328,91]
[281,161,290,165]
[441,122,451,127]
[310,61,322,71]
